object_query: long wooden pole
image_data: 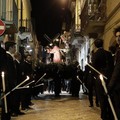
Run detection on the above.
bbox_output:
[1,76,29,100]
[35,73,46,85]
[100,75,118,120]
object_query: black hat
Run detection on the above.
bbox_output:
[5,41,16,51]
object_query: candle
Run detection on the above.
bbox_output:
[1,71,8,113]
[1,75,30,99]
[99,74,118,120]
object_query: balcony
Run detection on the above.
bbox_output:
[80,0,106,38]
[4,21,18,34]
[19,19,32,33]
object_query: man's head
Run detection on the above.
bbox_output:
[94,39,103,48]
[25,54,32,63]
[113,26,120,45]
[5,41,16,54]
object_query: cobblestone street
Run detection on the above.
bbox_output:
[12,91,101,120]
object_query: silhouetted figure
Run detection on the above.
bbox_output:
[21,54,33,110]
[92,39,114,120]
[84,64,99,107]
[0,43,11,120]
[108,26,120,119]
[14,52,25,115]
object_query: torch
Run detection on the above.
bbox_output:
[100,75,118,120]
[1,76,29,100]
[1,72,8,113]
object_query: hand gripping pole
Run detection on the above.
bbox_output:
[1,76,29,100]
[100,75,118,120]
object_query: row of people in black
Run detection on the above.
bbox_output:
[0,41,34,120]
[84,26,120,120]
[33,61,84,97]
[0,41,85,120]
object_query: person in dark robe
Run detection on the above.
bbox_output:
[21,54,34,110]
[108,26,120,119]
[14,52,25,115]
[4,41,18,117]
[92,39,114,120]
[0,42,11,120]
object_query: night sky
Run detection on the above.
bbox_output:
[30,0,72,46]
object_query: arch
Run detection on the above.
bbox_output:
[109,35,116,47]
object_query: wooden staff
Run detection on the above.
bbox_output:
[77,76,89,92]
[24,80,35,87]
[86,62,107,79]
[16,86,29,90]
[33,83,44,88]
[35,73,46,85]
[1,76,29,100]
[100,75,118,120]
[1,72,8,113]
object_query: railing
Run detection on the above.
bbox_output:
[88,0,106,21]
[19,19,32,32]
[80,0,106,35]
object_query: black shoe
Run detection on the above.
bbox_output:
[11,113,18,117]
[17,111,25,115]
[89,105,93,107]
[96,103,100,107]
[29,102,34,106]
[21,107,26,110]
[26,106,33,110]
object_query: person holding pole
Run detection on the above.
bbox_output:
[14,52,25,115]
[0,42,11,120]
[84,63,99,107]
[108,26,120,119]
[21,54,34,110]
[92,38,114,120]
[4,41,18,117]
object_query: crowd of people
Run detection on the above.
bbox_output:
[0,40,85,120]
[0,26,120,120]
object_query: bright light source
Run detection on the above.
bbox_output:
[29,49,32,52]
[49,43,53,46]
[26,76,29,80]
[99,74,103,81]
[55,39,59,41]
[26,45,30,48]
[1,71,4,77]
[61,0,66,4]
